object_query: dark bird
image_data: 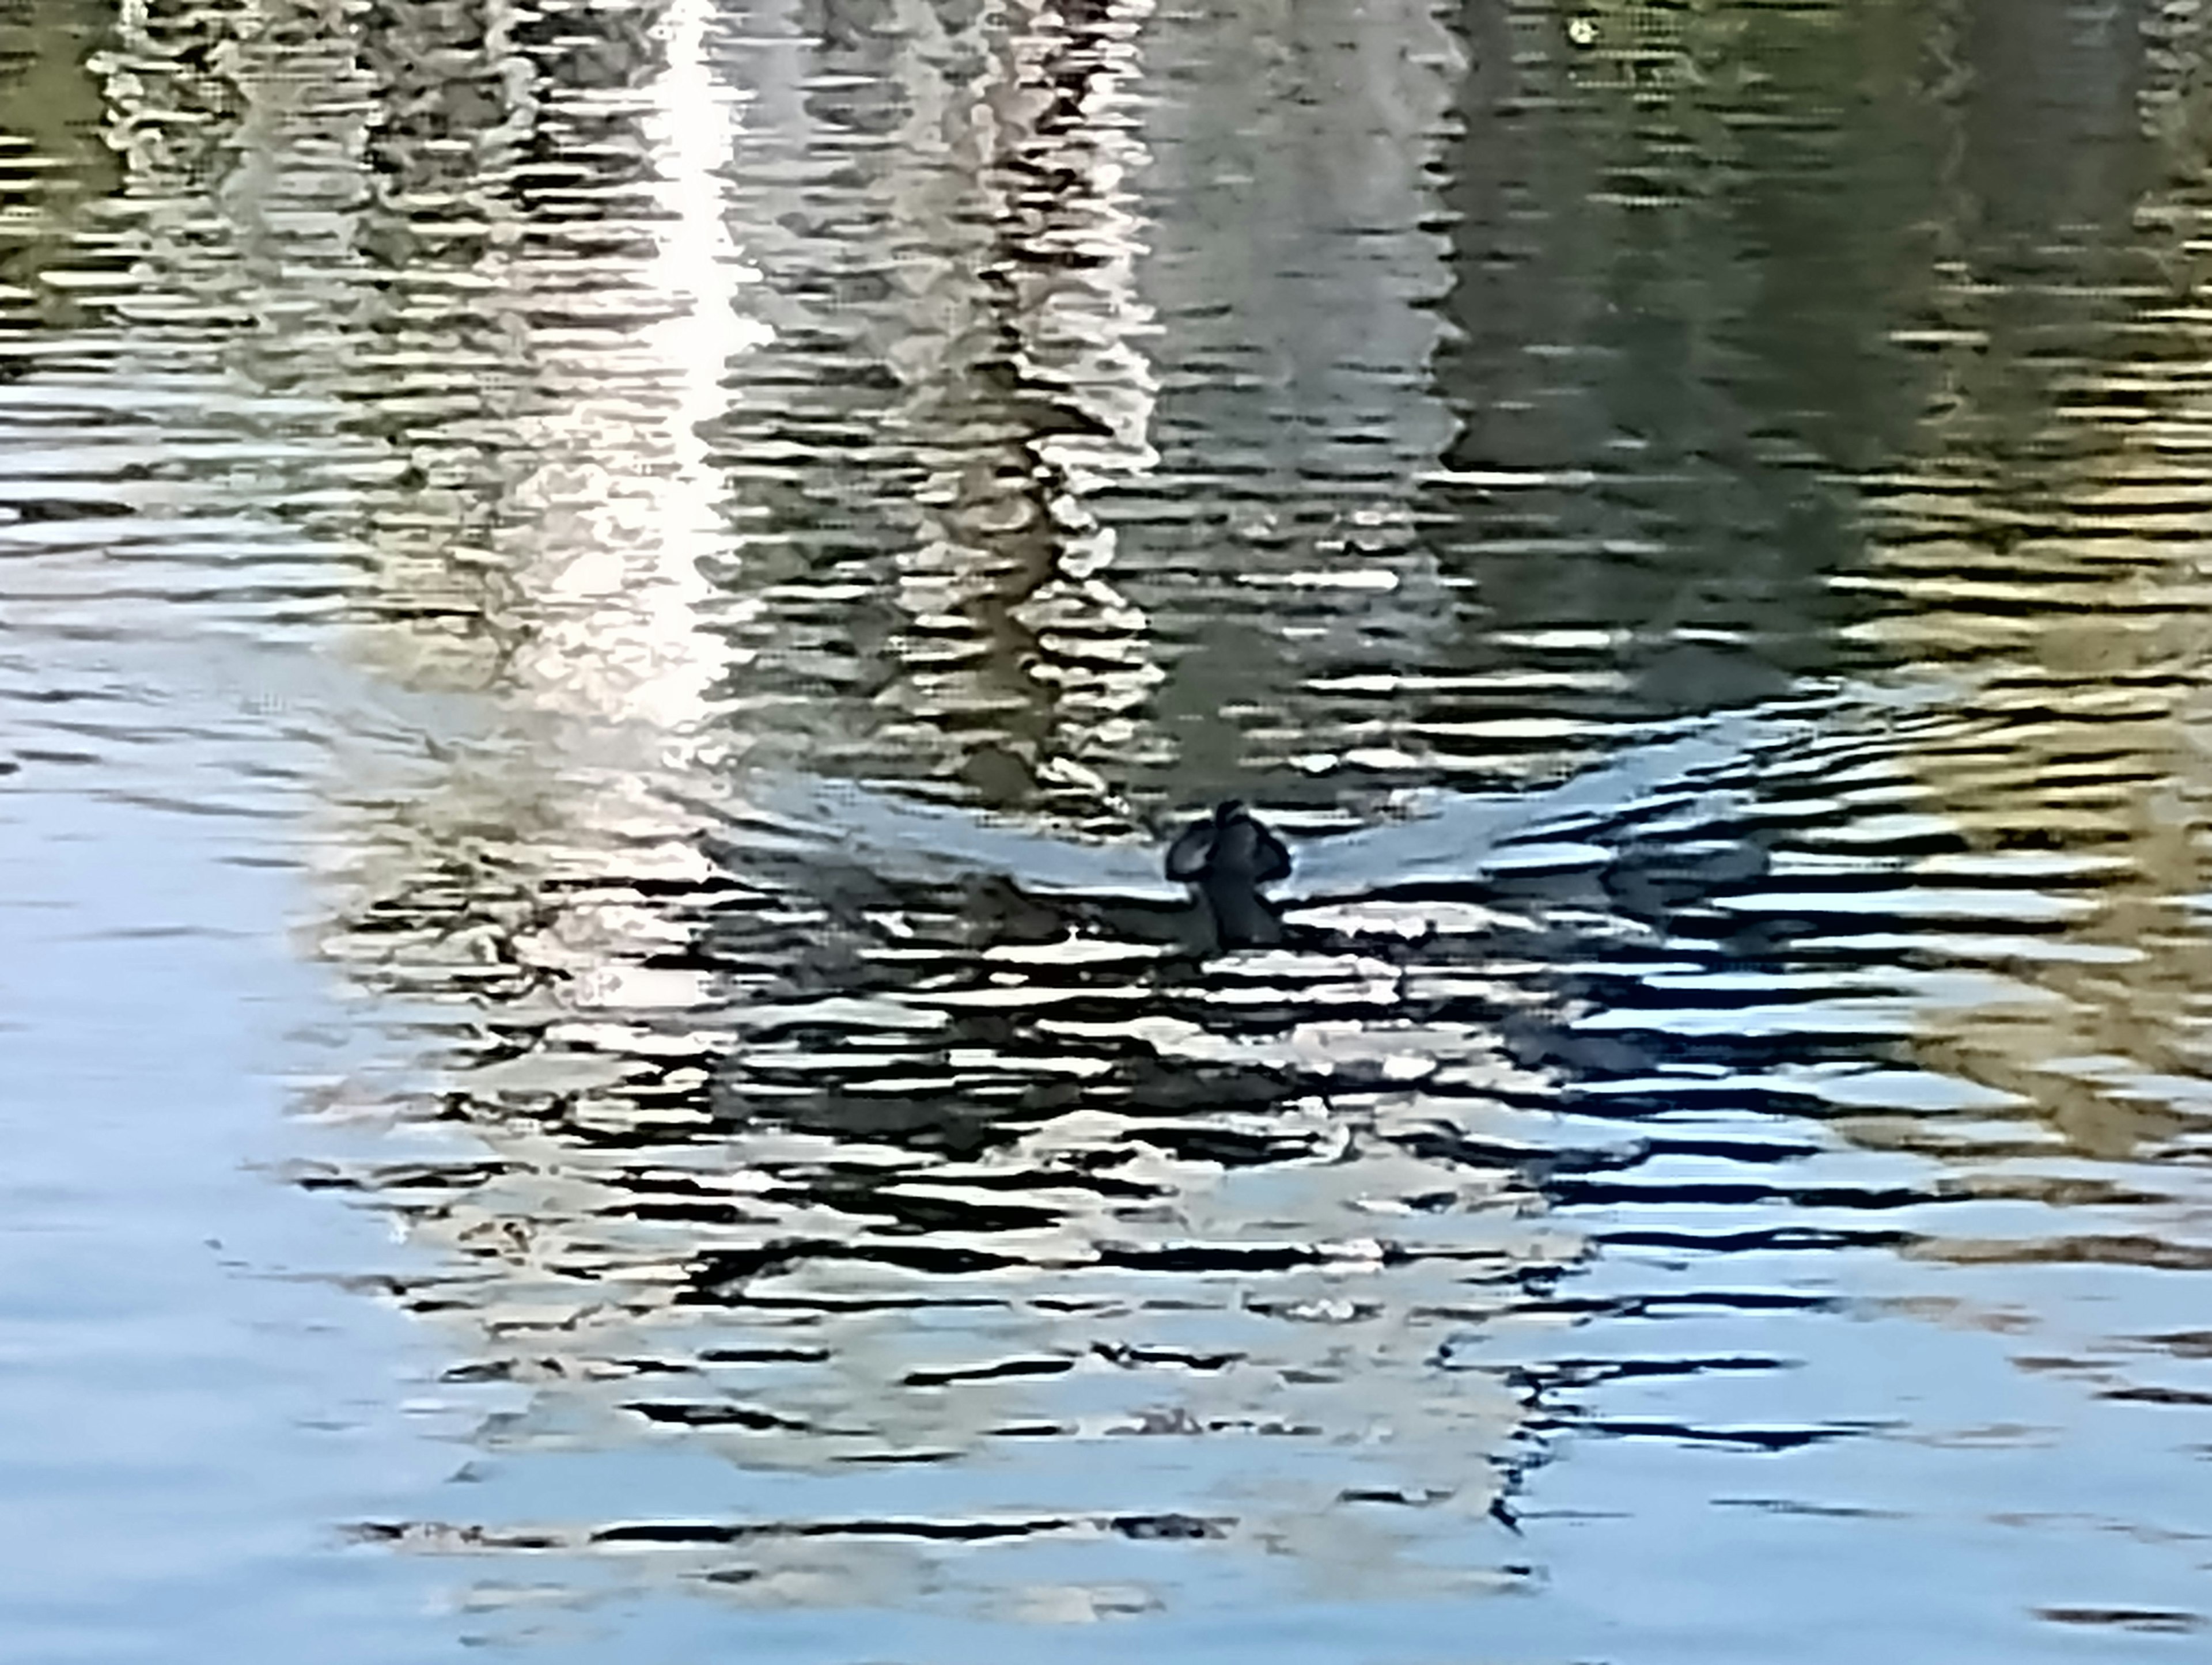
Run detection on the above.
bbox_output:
[1164,800,1293,947]
[707,699,1869,956]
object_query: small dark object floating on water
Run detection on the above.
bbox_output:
[715,698,1873,954]
[1165,800,1293,948]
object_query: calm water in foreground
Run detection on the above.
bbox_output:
[8,1,2212,1660]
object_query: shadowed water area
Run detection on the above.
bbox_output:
[10,0,2212,1659]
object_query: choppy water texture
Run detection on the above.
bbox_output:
[9,1,2212,1660]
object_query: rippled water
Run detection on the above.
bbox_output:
[10,0,2212,1659]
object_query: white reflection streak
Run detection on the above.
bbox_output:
[1017,0,1165,775]
[879,0,1165,781]
[509,0,766,1015]
[1020,0,1161,481]
[514,0,764,754]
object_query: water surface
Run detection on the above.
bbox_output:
[7,0,2212,1659]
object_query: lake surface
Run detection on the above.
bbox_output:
[7,0,2212,1659]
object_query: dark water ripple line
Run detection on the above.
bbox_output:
[351,1510,1242,1551]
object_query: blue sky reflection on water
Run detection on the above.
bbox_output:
[0,737,452,1663]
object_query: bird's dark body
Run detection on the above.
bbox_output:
[1165,801,1293,947]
